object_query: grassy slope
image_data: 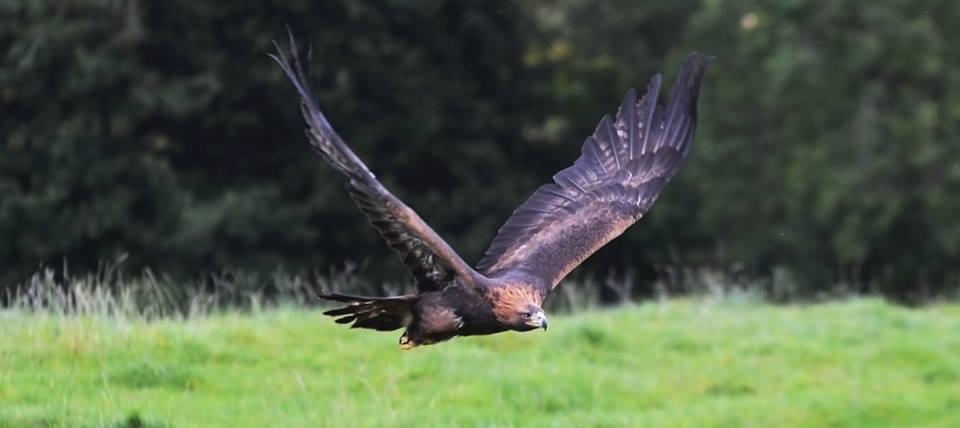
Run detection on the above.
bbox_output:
[1,299,959,428]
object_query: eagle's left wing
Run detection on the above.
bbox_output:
[477,54,710,290]
[271,35,482,292]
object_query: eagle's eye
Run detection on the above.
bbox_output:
[521,312,532,318]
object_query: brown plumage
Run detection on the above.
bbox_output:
[271,33,711,349]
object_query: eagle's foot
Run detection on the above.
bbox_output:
[399,333,416,350]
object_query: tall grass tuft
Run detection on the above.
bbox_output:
[6,265,338,320]
[5,263,839,320]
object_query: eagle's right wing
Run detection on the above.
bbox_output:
[477,54,711,290]
[271,35,482,292]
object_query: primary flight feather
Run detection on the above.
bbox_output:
[271,34,710,349]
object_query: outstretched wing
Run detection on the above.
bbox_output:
[477,54,711,289]
[271,34,481,292]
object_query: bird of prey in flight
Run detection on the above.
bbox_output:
[271,35,710,349]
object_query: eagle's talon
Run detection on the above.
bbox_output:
[399,334,415,350]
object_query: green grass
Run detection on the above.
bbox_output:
[2,298,959,427]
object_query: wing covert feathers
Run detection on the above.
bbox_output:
[477,54,711,289]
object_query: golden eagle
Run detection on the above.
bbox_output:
[271,36,710,349]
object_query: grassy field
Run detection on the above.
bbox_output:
[1,298,959,428]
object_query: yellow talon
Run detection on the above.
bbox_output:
[399,334,414,350]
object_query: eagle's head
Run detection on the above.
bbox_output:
[493,287,548,332]
[514,303,548,331]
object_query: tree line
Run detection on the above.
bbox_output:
[2,0,958,300]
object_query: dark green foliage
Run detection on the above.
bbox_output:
[679,0,960,297]
[1,0,958,298]
[0,0,543,286]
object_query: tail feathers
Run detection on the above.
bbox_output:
[319,293,416,331]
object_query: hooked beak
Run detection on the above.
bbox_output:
[538,312,549,331]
